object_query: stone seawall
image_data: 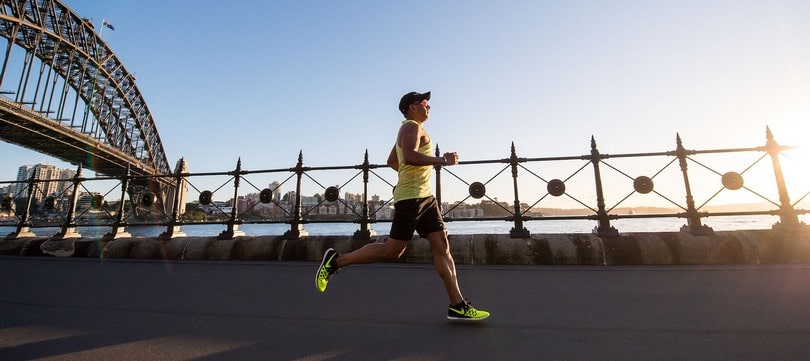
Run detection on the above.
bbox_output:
[3,228,810,265]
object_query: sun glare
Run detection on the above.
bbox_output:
[782,145,810,209]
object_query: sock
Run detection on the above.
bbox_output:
[329,253,340,269]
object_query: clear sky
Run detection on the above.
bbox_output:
[2,0,808,208]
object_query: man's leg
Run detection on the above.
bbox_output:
[336,237,408,267]
[425,230,464,305]
[317,198,414,293]
[316,238,408,292]
[427,230,490,320]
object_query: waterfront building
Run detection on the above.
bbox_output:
[76,192,101,211]
[269,181,281,204]
[12,164,34,196]
[13,164,76,210]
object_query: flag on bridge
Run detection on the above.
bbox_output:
[102,18,115,31]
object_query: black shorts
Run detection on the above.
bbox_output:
[389,196,445,240]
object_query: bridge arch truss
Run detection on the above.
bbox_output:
[0,0,171,176]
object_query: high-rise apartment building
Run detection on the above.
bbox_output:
[57,168,77,193]
[33,164,57,204]
[13,163,77,209]
[13,164,34,196]
[269,181,282,203]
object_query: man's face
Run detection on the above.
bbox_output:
[409,99,430,121]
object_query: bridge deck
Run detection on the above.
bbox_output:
[0,96,160,178]
[1,257,809,360]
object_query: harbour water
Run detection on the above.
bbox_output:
[1,214,807,239]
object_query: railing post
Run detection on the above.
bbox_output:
[159,162,187,240]
[219,158,246,239]
[675,134,714,235]
[590,137,618,237]
[53,165,83,239]
[102,164,132,240]
[434,144,442,207]
[509,142,530,238]
[353,150,376,240]
[763,127,802,229]
[5,172,37,239]
[284,151,309,239]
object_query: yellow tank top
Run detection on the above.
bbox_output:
[393,120,433,202]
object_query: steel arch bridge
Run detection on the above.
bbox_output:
[0,0,175,208]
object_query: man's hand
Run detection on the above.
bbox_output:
[442,152,459,166]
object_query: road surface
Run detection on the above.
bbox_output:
[1,256,809,360]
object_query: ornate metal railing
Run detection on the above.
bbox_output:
[1,127,807,240]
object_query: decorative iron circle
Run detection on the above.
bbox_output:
[469,182,486,199]
[199,190,213,205]
[633,176,654,194]
[91,194,105,209]
[44,196,56,209]
[259,188,274,204]
[547,179,566,197]
[1,197,11,210]
[722,172,744,190]
[324,186,340,202]
[141,192,156,207]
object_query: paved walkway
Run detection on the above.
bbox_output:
[1,256,809,360]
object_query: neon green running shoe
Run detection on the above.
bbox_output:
[447,299,490,321]
[315,248,339,292]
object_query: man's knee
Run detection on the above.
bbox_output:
[426,231,450,253]
[384,238,408,260]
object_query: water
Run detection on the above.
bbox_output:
[2,214,807,238]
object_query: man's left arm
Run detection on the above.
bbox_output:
[387,145,399,171]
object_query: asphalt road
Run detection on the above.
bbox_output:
[1,256,809,360]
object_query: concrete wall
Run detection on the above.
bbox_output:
[3,227,810,265]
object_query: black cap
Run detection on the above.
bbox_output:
[398,91,431,115]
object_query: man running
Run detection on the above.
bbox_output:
[315,91,490,321]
